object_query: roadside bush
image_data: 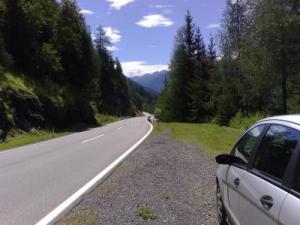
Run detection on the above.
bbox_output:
[229,111,267,130]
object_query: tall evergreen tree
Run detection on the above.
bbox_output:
[207,35,216,66]
[187,27,210,122]
[4,0,59,76]
[158,11,211,122]
[0,0,11,68]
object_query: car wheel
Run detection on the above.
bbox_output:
[216,183,229,225]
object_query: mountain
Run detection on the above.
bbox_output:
[127,79,157,113]
[131,70,170,94]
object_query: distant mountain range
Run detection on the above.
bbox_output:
[127,78,157,113]
[131,70,170,94]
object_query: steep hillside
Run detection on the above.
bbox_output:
[127,79,156,114]
[0,0,141,142]
[131,70,170,94]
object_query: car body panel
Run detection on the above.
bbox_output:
[216,116,300,225]
[225,166,247,225]
[239,171,287,225]
[279,193,300,225]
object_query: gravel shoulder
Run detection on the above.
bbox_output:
[57,131,218,225]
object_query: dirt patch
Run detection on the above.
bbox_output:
[57,132,218,225]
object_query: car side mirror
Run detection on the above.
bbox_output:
[215,154,234,165]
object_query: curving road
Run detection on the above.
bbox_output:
[0,116,152,225]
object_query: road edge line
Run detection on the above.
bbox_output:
[35,120,153,225]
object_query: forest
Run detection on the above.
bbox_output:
[0,0,148,140]
[157,0,300,126]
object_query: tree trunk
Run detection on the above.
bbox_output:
[281,49,288,114]
[282,71,287,114]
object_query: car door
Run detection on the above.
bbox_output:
[224,125,266,225]
[279,149,300,225]
[238,124,300,225]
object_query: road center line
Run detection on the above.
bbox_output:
[81,134,104,143]
[117,126,124,130]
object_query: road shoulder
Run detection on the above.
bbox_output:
[57,131,217,225]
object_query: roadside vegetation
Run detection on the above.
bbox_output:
[0,0,154,147]
[137,204,157,221]
[157,0,300,126]
[0,129,70,151]
[228,112,267,130]
[94,114,120,125]
[155,123,242,156]
[0,111,119,151]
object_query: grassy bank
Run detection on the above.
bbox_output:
[0,129,70,151]
[95,113,120,125]
[155,123,242,156]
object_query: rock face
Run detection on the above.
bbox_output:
[0,88,97,141]
[0,100,9,140]
[11,92,45,132]
[40,97,97,129]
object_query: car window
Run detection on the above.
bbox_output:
[294,163,300,193]
[253,125,299,181]
[233,125,265,165]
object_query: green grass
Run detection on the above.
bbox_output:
[137,204,157,220]
[58,208,98,225]
[229,111,267,130]
[155,122,242,156]
[95,113,120,125]
[0,72,35,95]
[0,129,70,151]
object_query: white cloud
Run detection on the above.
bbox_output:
[121,61,169,77]
[149,5,174,9]
[79,9,95,15]
[90,33,96,41]
[103,27,121,43]
[207,23,220,29]
[163,9,172,14]
[106,0,135,10]
[107,46,120,51]
[136,14,173,28]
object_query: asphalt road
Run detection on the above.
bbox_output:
[0,116,151,225]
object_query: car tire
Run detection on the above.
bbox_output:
[216,183,229,225]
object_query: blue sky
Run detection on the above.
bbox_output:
[76,0,225,76]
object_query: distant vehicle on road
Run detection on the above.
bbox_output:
[216,115,300,225]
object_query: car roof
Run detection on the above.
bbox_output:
[259,114,300,125]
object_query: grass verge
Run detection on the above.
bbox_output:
[95,113,120,125]
[154,122,242,156]
[0,129,70,151]
[137,204,157,220]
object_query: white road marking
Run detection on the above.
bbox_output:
[117,126,124,130]
[81,134,104,143]
[35,121,153,225]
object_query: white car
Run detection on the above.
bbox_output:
[216,115,300,225]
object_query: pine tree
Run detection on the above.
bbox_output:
[158,11,211,122]
[0,0,11,67]
[4,0,60,76]
[221,0,247,58]
[207,35,216,66]
[187,27,209,122]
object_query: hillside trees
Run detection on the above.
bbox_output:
[95,26,135,116]
[252,0,300,114]
[0,0,141,135]
[3,0,61,77]
[158,1,300,124]
[157,11,212,122]
[0,0,11,67]
[231,0,300,115]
